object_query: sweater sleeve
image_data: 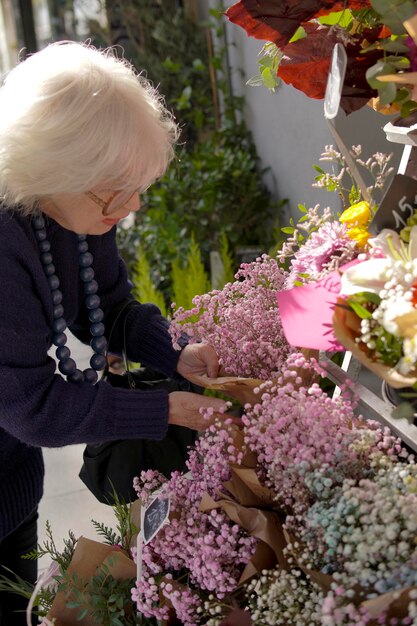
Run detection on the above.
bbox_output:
[70,227,181,377]
[0,239,169,448]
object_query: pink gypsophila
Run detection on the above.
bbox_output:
[170,254,293,379]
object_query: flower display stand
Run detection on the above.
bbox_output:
[321,351,417,452]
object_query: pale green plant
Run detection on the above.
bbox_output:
[171,235,211,312]
[132,245,168,317]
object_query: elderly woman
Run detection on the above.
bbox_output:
[0,42,228,624]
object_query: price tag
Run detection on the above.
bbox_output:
[136,495,170,581]
[369,174,417,234]
[142,496,170,544]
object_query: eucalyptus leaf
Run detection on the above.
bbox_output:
[378,80,398,105]
[366,61,396,89]
[370,0,416,34]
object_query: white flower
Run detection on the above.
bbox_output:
[341,226,417,296]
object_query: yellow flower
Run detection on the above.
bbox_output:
[346,227,370,248]
[340,201,371,227]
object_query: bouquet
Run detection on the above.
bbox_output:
[335,224,417,387]
[169,253,293,381]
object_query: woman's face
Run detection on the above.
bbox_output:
[39,189,141,235]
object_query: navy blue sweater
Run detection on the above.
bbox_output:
[0,210,180,539]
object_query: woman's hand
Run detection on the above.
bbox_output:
[168,391,237,431]
[176,343,220,385]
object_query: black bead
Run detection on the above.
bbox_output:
[84,280,98,295]
[90,353,107,371]
[53,317,67,333]
[90,336,107,353]
[38,240,51,253]
[90,322,105,337]
[77,241,88,253]
[51,289,63,305]
[56,346,70,361]
[44,263,56,276]
[88,307,104,323]
[84,368,98,384]
[85,294,100,309]
[35,229,47,241]
[48,275,60,290]
[40,252,53,265]
[79,252,93,267]
[68,369,85,383]
[58,357,77,376]
[52,332,67,347]
[53,304,64,318]
[79,267,94,282]
[77,234,87,242]
[32,215,45,229]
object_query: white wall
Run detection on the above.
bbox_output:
[206,1,404,220]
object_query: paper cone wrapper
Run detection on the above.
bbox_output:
[46,537,136,625]
[200,491,288,584]
[361,585,417,620]
[333,301,417,388]
[191,374,264,406]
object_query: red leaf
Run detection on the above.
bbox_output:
[276,23,384,113]
[225,0,371,48]
[277,24,341,99]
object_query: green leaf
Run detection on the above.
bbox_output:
[401,98,417,116]
[77,608,88,621]
[370,0,416,34]
[363,37,410,53]
[288,26,306,43]
[261,66,279,89]
[281,226,295,234]
[318,9,353,28]
[348,301,373,319]
[366,60,396,89]
[312,165,325,174]
[378,80,398,105]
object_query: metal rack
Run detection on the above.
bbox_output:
[320,352,417,452]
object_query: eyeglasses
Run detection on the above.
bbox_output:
[85,189,138,216]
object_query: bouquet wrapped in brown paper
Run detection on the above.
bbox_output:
[46,537,137,626]
[333,298,417,388]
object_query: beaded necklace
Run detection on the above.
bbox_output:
[32,214,108,384]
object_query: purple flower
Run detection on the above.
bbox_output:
[285,221,357,288]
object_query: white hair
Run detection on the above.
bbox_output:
[0,41,179,213]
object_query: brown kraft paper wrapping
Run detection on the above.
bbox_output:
[333,300,417,388]
[46,537,136,625]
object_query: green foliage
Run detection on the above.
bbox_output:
[171,235,211,311]
[0,500,143,623]
[100,0,215,147]
[218,230,236,287]
[59,564,151,625]
[131,245,168,316]
[247,43,282,90]
[370,0,416,35]
[92,489,139,554]
[23,520,77,570]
